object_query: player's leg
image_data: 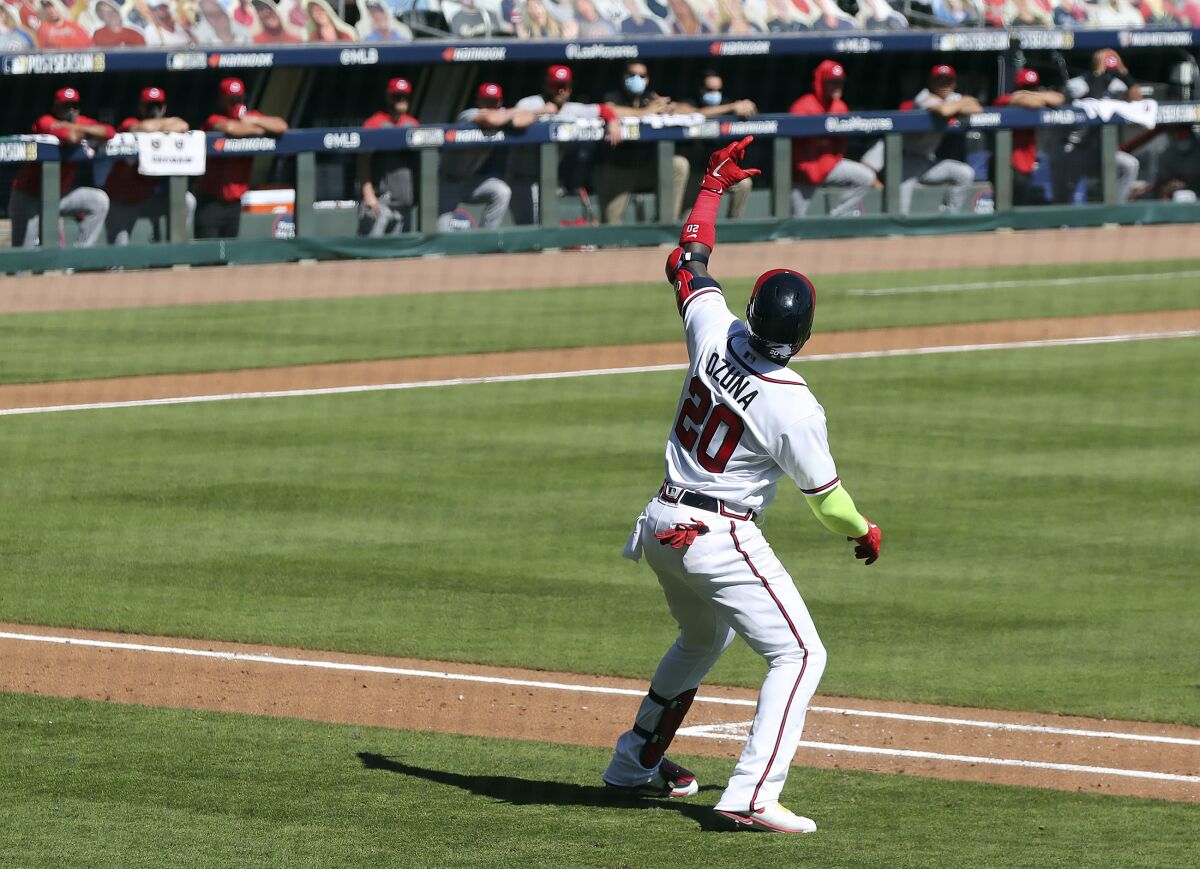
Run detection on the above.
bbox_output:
[62,187,109,248]
[604,502,736,793]
[594,163,631,225]
[508,176,538,226]
[1115,150,1139,203]
[918,159,974,212]
[704,520,827,815]
[435,177,464,231]
[791,183,816,217]
[725,177,752,220]
[104,199,140,245]
[670,154,691,222]
[825,158,876,216]
[467,176,512,229]
[8,188,40,247]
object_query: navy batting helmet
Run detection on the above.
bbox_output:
[745,269,817,362]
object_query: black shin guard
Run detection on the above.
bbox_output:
[632,687,697,768]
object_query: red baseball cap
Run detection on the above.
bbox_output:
[546,65,572,85]
[930,64,956,81]
[218,77,245,97]
[477,82,503,102]
[1102,52,1120,70]
[140,86,166,104]
[827,62,846,80]
[387,77,412,96]
[1015,69,1039,88]
[54,87,80,104]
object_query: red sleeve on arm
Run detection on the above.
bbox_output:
[204,114,226,132]
[81,117,116,139]
[680,188,720,249]
[598,103,616,122]
[993,94,1012,107]
[35,114,71,142]
[362,113,385,129]
[119,118,139,132]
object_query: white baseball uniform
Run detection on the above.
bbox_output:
[604,269,838,812]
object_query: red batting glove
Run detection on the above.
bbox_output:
[848,521,881,566]
[655,518,709,550]
[700,136,761,194]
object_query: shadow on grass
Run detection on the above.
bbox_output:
[357,752,734,832]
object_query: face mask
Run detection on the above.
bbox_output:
[702,91,723,107]
[625,75,647,96]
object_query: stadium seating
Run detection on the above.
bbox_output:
[1,0,1191,53]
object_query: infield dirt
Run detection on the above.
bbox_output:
[2,624,1197,804]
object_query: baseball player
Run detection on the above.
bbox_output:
[900,64,982,214]
[358,77,420,237]
[8,86,113,248]
[603,136,882,835]
[104,86,197,245]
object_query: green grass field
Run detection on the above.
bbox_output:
[2,694,1194,869]
[0,258,1196,384]
[3,256,1198,866]
[2,338,1196,724]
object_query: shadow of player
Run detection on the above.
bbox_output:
[356,752,733,832]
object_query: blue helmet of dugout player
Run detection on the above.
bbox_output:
[746,269,817,362]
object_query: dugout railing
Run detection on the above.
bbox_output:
[3,100,1200,272]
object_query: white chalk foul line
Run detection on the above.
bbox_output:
[3,630,1198,751]
[0,329,1197,418]
[844,269,1200,297]
[676,722,1200,785]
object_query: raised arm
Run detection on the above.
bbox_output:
[665,136,760,285]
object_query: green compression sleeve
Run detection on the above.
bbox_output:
[806,484,869,538]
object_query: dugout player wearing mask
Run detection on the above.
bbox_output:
[991,68,1065,207]
[105,87,197,244]
[197,77,289,239]
[1053,50,1141,204]
[680,71,757,220]
[9,87,113,248]
[358,77,420,236]
[604,135,882,835]
[594,62,692,224]
[789,60,877,217]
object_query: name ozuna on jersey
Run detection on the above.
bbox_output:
[705,352,759,410]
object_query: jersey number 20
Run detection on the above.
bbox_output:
[673,375,745,473]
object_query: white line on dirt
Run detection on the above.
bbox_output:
[3,630,1198,751]
[844,269,1200,297]
[676,722,1200,784]
[1,330,1197,418]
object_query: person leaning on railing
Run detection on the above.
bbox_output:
[991,68,1065,207]
[676,69,758,219]
[436,83,538,232]
[900,63,982,215]
[1053,49,1141,204]
[195,77,289,240]
[104,86,198,244]
[505,64,626,226]
[8,86,113,248]
[594,61,692,225]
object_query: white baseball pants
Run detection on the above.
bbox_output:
[606,496,827,812]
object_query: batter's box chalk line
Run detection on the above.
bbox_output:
[676,721,1200,784]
